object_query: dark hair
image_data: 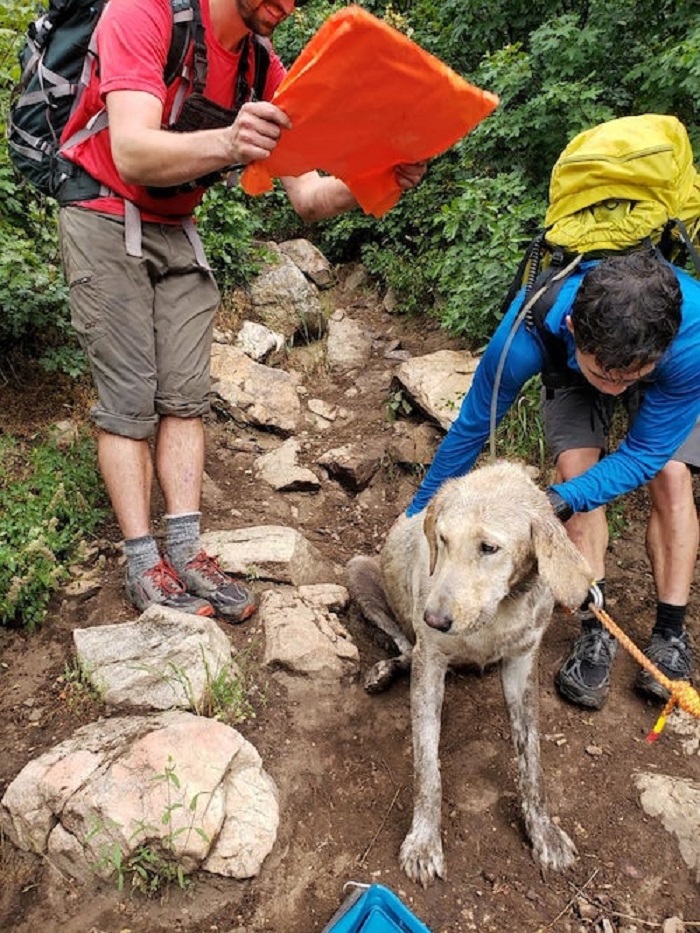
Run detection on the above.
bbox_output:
[571,251,682,371]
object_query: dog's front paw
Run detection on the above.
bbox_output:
[364,658,404,693]
[531,821,577,871]
[399,827,445,887]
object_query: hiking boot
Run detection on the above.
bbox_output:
[175,550,257,623]
[555,626,618,710]
[125,558,214,617]
[635,630,693,701]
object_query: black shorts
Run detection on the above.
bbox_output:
[541,383,700,469]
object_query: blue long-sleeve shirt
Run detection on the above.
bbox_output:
[407,261,700,517]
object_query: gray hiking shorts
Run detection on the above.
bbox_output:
[542,382,700,470]
[59,206,220,439]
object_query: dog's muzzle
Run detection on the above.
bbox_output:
[424,609,452,632]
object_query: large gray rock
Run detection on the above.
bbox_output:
[394,349,479,430]
[326,310,373,371]
[72,606,234,711]
[211,344,302,435]
[254,439,321,492]
[0,712,279,882]
[261,585,358,680]
[236,321,285,362]
[201,525,339,586]
[634,772,700,880]
[250,248,326,341]
[318,441,385,491]
[279,238,335,289]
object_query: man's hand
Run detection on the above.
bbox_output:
[228,101,292,165]
[395,160,427,190]
[546,487,574,523]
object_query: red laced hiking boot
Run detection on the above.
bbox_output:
[174,550,257,623]
[125,557,214,617]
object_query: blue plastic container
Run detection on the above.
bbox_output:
[322,882,432,933]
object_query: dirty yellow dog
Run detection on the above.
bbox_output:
[348,460,592,887]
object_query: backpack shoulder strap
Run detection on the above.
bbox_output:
[525,250,585,391]
[251,35,271,101]
[165,0,197,86]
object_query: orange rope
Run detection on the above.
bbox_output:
[589,605,700,742]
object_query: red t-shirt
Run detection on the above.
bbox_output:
[61,0,286,222]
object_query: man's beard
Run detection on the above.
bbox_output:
[238,4,275,37]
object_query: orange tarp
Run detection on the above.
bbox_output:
[240,6,499,217]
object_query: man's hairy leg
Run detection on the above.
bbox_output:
[646,461,698,605]
[155,415,204,516]
[98,430,153,539]
[553,447,617,709]
[553,447,608,577]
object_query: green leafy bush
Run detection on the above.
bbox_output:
[0,432,107,630]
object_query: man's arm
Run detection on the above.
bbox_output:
[280,162,427,224]
[106,91,292,187]
[406,293,545,516]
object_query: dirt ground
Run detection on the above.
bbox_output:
[0,265,698,933]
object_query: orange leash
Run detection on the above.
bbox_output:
[589,605,700,742]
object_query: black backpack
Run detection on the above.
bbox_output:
[7,0,270,202]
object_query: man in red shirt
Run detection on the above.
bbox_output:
[58,0,425,620]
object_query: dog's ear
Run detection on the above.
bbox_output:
[423,500,439,576]
[531,509,592,610]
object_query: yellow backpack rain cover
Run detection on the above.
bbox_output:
[544,113,700,255]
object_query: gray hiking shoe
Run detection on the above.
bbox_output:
[125,558,214,617]
[174,550,257,623]
[556,626,618,710]
[635,630,693,701]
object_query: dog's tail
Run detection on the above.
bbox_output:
[347,555,413,655]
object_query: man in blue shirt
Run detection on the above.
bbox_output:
[408,250,699,709]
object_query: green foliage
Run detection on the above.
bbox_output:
[492,376,547,471]
[195,184,263,289]
[0,432,107,630]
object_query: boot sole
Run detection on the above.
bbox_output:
[223,601,258,624]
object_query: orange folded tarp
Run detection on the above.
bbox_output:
[241,5,499,217]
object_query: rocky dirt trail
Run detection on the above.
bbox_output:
[0,258,698,933]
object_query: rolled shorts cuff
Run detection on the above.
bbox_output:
[156,396,211,419]
[90,406,159,440]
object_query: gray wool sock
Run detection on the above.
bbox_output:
[123,535,161,579]
[166,512,201,570]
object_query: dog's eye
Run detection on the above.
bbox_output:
[480,541,499,554]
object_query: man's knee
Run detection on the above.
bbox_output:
[648,460,694,508]
[553,447,602,483]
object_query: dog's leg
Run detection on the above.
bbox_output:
[400,641,448,886]
[501,650,577,871]
[347,555,413,692]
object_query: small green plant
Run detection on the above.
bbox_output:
[198,656,259,723]
[89,757,213,896]
[133,644,260,724]
[386,387,413,422]
[56,657,104,710]
[606,497,629,543]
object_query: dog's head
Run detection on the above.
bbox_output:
[421,461,592,634]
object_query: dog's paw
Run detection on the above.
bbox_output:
[364,658,403,694]
[531,822,577,871]
[399,828,445,887]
